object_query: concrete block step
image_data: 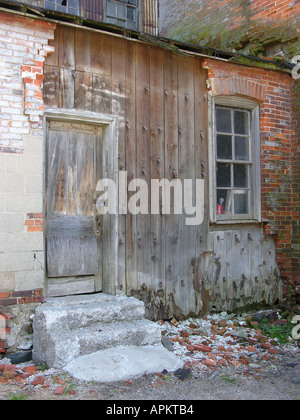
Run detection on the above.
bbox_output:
[32,293,163,369]
[34,293,146,331]
[33,318,162,369]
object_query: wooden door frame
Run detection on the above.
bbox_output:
[43,108,119,296]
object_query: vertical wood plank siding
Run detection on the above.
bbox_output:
[44,25,281,319]
[44,26,208,319]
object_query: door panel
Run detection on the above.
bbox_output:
[45,120,102,291]
[47,235,98,277]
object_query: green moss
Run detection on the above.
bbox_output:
[228,55,291,74]
[164,3,298,60]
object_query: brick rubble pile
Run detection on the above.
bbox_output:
[160,310,300,376]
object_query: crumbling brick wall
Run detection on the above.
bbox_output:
[204,57,299,303]
[0,11,56,354]
[159,0,300,58]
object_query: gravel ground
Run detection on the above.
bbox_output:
[1,310,300,401]
[0,351,300,401]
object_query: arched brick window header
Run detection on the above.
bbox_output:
[208,77,267,103]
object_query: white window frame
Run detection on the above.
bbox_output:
[208,95,261,224]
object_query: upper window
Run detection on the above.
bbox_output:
[44,0,80,15]
[210,97,261,223]
[42,0,145,31]
[106,0,139,30]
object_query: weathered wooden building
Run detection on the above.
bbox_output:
[43,23,283,319]
[0,0,298,354]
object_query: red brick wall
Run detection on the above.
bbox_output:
[0,11,55,154]
[160,0,300,57]
[291,79,300,296]
[0,289,44,306]
[204,57,299,301]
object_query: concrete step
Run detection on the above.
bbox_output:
[33,318,162,369]
[35,293,146,330]
[32,293,163,369]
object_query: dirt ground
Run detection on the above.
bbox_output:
[1,311,300,401]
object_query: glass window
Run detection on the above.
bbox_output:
[217,134,232,160]
[106,0,138,30]
[235,136,249,161]
[44,0,80,15]
[216,108,231,133]
[214,104,256,219]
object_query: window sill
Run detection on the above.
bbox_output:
[210,218,261,226]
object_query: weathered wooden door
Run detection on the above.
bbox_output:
[45,120,103,296]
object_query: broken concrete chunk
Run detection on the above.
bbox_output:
[64,345,184,383]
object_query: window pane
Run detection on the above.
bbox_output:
[216,108,231,133]
[217,189,232,214]
[234,164,248,188]
[217,163,231,188]
[107,1,116,16]
[217,134,232,160]
[127,6,136,21]
[234,111,249,135]
[234,193,248,214]
[68,0,78,7]
[116,3,126,19]
[235,136,249,161]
